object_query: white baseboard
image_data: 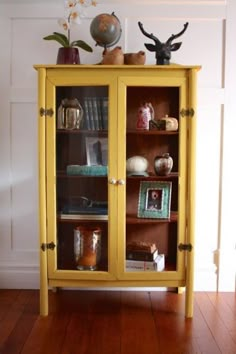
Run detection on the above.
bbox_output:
[0,266,40,289]
[0,266,234,291]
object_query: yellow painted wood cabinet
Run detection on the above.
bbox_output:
[34,65,200,317]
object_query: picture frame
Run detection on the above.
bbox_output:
[85,137,108,166]
[137,181,172,219]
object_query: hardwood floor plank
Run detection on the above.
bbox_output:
[61,291,122,354]
[150,291,200,354]
[120,291,160,354]
[0,290,38,354]
[195,292,236,354]
[207,292,236,332]
[0,290,34,348]
[20,315,54,354]
[0,290,21,322]
[222,292,236,314]
[150,291,225,354]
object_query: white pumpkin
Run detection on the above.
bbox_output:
[126,156,148,173]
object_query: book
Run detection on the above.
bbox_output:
[96,97,103,130]
[126,255,165,272]
[83,97,91,130]
[101,97,108,130]
[87,97,95,130]
[58,213,108,221]
[126,241,157,253]
[126,249,158,262]
[92,97,100,130]
[61,205,108,215]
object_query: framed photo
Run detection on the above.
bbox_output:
[137,181,172,219]
[85,137,108,166]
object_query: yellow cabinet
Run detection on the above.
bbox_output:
[34,65,200,317]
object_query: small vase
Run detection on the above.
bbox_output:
[74,226,101,271]
[154,153,173,176]
[57,98,84,130]
[56,47,80,64]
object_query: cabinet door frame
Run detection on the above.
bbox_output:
[45,69,119,281]
[116,74,189,282]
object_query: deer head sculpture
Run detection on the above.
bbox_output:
[138,22,189,65]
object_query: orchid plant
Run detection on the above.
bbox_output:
[43,0,97,52]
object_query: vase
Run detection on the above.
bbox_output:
[154,153,173,176]
[56,47,80,64]
[74,226,101,271]
[57,98,84,129]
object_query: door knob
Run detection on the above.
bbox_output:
[109,178,117,185]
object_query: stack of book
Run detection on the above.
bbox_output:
[83,96,108,130]
[126,241,165,272]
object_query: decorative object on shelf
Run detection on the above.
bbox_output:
[85,137,108,165]
[138,21,189,65]
[57,98,84,129]
[159,114,178,131]
[62,196,108,215]
[154,153,173,176]
[66,164,108,176]
[137,181,172,219]
[136,102,154,130]
[74,226,101,270]
[124,51,146,65]
[149,118,165,130]
[90,12,122,53]
[101,46,124,65]
[43,0,97,64]
[126,156,149,176]
[56,47,80,65]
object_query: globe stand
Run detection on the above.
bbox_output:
[90,12,122,58]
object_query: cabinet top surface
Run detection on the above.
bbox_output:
[34,64,201,71]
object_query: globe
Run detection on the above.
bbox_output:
[90,12,122,49]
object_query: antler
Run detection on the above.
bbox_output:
[138,22,161,46]
[166,22,189,44]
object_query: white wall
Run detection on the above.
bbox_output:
[0,0,235,291]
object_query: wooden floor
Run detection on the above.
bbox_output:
[0,290,235,354]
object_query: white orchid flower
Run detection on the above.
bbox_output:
[65,0,77,9]
[78,0,97,7]
[70,9,82,25]
[58,18,70,31]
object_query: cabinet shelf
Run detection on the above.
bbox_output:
[127,172,178,179]
[57,129,108,135]
[127,129,178,135]
[57,172,178,179]
[57,215,108,222]
[127,212,178,224]
[57,172,107,178]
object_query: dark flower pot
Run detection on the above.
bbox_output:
[56,47,80,64]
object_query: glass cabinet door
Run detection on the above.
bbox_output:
[119,76,188,280]
[45,75,117,280]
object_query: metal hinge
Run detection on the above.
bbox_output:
[40,107,54,117]
[41,242,56,252]
[178,243,193,252]
[180,108,195,118]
